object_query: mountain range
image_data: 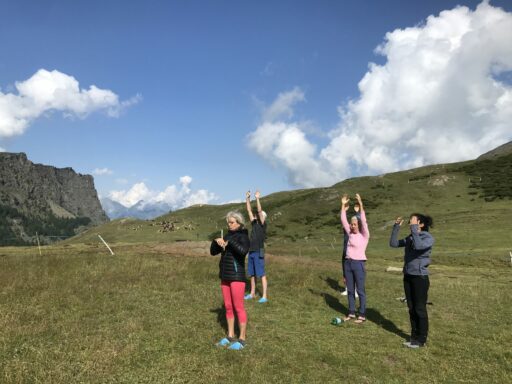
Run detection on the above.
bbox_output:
[100,198,172,220]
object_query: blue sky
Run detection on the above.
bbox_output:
[1,0,511,207]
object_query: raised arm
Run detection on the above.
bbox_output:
[245,191,255,222]
[355,193,369,238]
[355,193,364,212]
[255,190,265,224]
[410,218,434,250]
[340,194,350,234]
[389,217,406,248]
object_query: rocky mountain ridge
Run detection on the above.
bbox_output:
[0,152,108,245]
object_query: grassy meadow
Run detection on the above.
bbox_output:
[1,154,511,382]
[0,240,511,383]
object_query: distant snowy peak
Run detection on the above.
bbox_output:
[100,198,171,219]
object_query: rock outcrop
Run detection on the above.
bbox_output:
[0,152,108,244]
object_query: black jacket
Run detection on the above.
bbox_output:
[210,228,250,282]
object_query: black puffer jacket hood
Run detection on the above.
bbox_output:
[210,228,250,282]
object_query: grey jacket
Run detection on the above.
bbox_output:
[390,224,434,275]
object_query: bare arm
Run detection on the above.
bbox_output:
[340,194,350,233]
[355,193,364,212]
[245,191,255,222]
[255,190,265,224]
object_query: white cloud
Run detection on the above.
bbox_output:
[92,167,113,176]
[109,182,153,207]
[262,87,305,122]
[248,120,332,187]
[0,69,140,138]
[248,1,512,187]
[0,147,5,152]
[108,176,218,209]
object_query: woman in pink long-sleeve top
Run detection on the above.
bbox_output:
[340,193,370,323]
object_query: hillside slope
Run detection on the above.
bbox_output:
[69,150,512,265]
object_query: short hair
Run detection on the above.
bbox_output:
[226,211,245,227]
[351,215,362,230]
[410,213,433,232]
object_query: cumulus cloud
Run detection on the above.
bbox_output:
[262,87,305,122]
[92,167,113,176]
[248,1,512,187]
[0,69,140,139]
[108,176,218,209]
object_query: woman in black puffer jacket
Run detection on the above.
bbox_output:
[210,211,250,350]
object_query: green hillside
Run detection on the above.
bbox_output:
[68,153,512,266]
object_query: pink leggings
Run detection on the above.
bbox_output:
[221,280,247,323]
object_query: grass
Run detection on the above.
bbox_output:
[0,243,511,383]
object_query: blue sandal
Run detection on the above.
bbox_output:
[216,337,235,347]
[228,340,246,350]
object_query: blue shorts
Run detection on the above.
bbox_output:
[247,250,265,277]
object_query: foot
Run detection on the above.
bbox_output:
[244,294,254,300]
[228,340,246,350]
[216,337,235,347]
[405,341,425,349]
[343,314,356,321]
[258,297,268,303]
[354,316,366,324]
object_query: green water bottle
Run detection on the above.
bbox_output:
[331,317,344,326]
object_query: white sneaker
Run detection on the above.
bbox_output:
[341,290,348,296]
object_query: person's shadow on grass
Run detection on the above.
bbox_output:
[320,275,409,340]
[308,288,348,314]
[209,307,228,333]
[365,308,409,340]
[324,276,343,292]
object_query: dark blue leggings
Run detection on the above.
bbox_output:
[344,259,366,316]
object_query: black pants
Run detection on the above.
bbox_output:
[403,274,430,344]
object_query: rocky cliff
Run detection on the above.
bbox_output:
[0,152,108,245]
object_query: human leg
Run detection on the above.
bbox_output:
[246,252,257,299]
[410,275,430,345]
[344,260,356,315]
[353,261,367,318]
[221,281,236,338]
[261,275,268,299]
[403,275,418,342]
[230,281,247,340]
[255,250,268,302]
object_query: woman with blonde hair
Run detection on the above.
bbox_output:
[210,211,250,350]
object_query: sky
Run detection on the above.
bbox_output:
[1,0,511,209]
